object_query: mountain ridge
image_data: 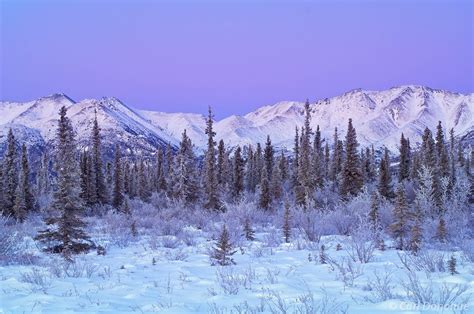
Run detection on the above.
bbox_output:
[1,85,472,157]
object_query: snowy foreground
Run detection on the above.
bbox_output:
[1,208,473,314]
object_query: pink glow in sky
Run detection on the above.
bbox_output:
[1,0,472,117]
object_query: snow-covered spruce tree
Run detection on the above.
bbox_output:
[448,128,457,191]
[217,139,227,190]
[368,191,382,245]
[264,135,274,182]
[36,150,51,197]
[203,106,222,210]
[90,113,108,205]
[245,145,257,193]
[409,203,423,254]
[13,183,27,223]
[390,184,410,250]
[35,106,93,259]
[415,165,436,218]
[17,144,35,214]
[2,128,18,217]
[324,142,330,180]
[232,146,244,200]
[312,125,324,188]
[211,224,236,266]
[283,202,291,243]
[270,161,283,202]
[154,147,164,192]
[378,148,393,199]
[171,129,199,205]
[330,127,343,184]
[291,127,300,189]
[122,160,131,196]
[298,100,313,192]
[112,144,124,208]
[436,121,450,178]
[398,133,411,182]
[0,161,4,212]
[278,151,288,182]
[340,119,363,197]
[138,160,151,202]
[259,163,271,210]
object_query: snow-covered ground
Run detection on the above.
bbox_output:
[1,205,473,313]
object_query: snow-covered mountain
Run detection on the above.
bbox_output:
[0,86,472,157]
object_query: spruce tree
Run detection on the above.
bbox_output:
[259,163,271,210]
[448,256,457,275]
[36,151,51,197]
[2,128,18,217]
[91,113,107,204]
[203,106,221,210]
[270,162,283,202]
[211,225,236,266]
[112,145,124,208]
[35,106,92,259]
[172,130,199,205]
[435,216,447,243]
[264,135,274,182]
[368,191,381,240]
[390,184,409,250]
[217,139,227,188]
[292,127,300,188]
[312,125,324,188]
[378,148,393,199]
[398,133,411,182]
[232,146,244,200]
[409,204,423,254]
[330,127,343,183]
[19,144,34,212]
[340,119,363,197]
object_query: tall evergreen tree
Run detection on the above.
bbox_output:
[340,119,363,196]
[2,129,18,216]
[36,151,51,197]
[171,130,199,205]
[232,146,244,200]
[112,145,124,208]
[390,184,410,250]
[19,144,34,211]
[292,127,300,188]
[259,163,271,210]
[90,113,107,204]
[378,148,393,199]
[35,106,92,259]
[264,135,274,182]
[203,106,221,210]
[330,127,343,183]
[398,133,411,182]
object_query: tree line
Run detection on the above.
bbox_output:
[0,102,472,259]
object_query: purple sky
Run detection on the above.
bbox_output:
[1,0,473,118]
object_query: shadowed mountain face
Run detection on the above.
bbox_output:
[0,86,472,159]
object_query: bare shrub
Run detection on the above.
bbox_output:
[161,236,182,249]
[263,227,283,248]
[20,267,52,293]
[294,286,349,314]
[294,210,322,242]
[397,250,446,273]
[215,266,253,295]
[0,216,37,265]
[164,248,189,261]
[327,257,364,288]
[364,269,396,302]
[346,228,376,264]
[401,271,469,306]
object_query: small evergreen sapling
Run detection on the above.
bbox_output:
[211,225,236,266]
[435,217,447,243]
[448,255,457,275]
[319,245,327,264]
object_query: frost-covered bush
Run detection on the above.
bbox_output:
[100,211,135,248]
[364,269,396,302]
[397,250,446,273]
[0,215,37,265]
[20,267,52,293]
[327,256,364,287]
[293,209,323,242]
[215,266,254,295]
[346,227,376,263]
[401,271,469,307]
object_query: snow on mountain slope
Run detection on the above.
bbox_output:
[0,86,472,156]
[141,111,207,148]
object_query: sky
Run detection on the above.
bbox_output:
[1,0,473,118]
